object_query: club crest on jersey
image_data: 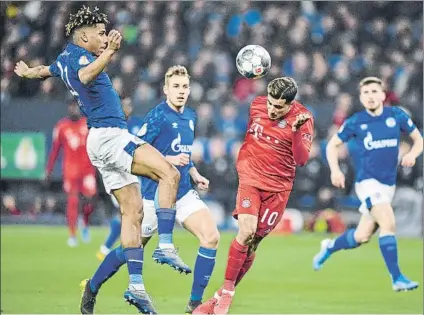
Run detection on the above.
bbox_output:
[137,123,148,137]
[79,55,90,66]
[171,133,192,153]
[278,120,287,128]
[189,120,194,131]
[385,117,396,128]
[241,197,251,208]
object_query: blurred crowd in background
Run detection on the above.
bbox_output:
[1,1,423,223]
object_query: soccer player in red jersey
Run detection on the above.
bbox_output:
[45,102,97,247]
[194,77,314,314]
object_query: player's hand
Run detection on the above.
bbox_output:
[106,30,122,52]
[192,173,209,191]
[292,113,311,132]
[14,61,29,77]
[330,169,345,189]
[400,152,416,168]
[166,153,190,167]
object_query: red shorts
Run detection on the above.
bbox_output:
[63,173,97,197]
[232,184,291,237]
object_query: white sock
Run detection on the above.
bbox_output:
[128,283,145,291]
[159,243,175,249]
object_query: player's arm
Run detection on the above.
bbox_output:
[14,61,52,79]
[292,113,314,166]
[78,30,122,85]
[189,164,209,191]
[45,125,62,179]
[402,129,423,167]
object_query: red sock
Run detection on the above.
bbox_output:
[82,201,95,226]
[224,239,248,291]
[67,194,79,237]
[235,252,256,286]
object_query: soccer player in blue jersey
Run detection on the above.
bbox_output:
[313,77,423,291]
[96,98,143,261]
[14,6,186,314]
[84,65,220,314]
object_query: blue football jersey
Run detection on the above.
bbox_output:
[49,43,127,129]
[127,115,144,136]
[337,106,417,185]
[138,101,196,200]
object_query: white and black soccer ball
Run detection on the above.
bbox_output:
[236,45,271,79]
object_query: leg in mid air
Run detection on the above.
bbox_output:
[312,213,377,270]
[96,196,121,261]
[179,200,219,314]
[131,145,190,274]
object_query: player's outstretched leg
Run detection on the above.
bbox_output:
[312,213,377,270]
[180,209,219,314]
[97,214,121,261]
[131,144,190,274]
[371,204,419,292]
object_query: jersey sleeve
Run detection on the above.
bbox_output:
[69,50,96,73]
[393,107,417,134]
[337,116,356,142]
[137,108,166,144]
[48,61,61,78]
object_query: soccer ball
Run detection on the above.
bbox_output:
[236,45,271,79]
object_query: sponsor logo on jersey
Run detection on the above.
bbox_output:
[171,133,192,153]
[363,132,398,150]
[172,122,178,129]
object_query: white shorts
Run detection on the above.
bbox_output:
[86,127,145,194]
[142,190,208,237]
[355,178,396,215]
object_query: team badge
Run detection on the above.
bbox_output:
[189,120,194,131]
[241,197,251,208]
[278,120,287,128]
[385,117,396,128]
[79,55,90,66]
[302,133,312,142]
[137,123,148,137]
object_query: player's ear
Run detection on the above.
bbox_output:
[81,30,89,43]
[163,84,168,96]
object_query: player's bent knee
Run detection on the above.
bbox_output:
[200,228,220,249]
[237,215,257,244]
[354,232,372,244]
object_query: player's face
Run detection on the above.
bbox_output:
[359,83,385,112]
[164,75,191,109]
[84,24,108,56]
[267,95,291,120]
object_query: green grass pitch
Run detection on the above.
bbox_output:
[1,225,422,314]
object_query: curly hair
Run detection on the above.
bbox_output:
[65,6,109,37]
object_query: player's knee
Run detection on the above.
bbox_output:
[120,194,143,223]
[354,231,372,244]
[159,164,180,186]
[200,228,220,249]
[237,216,257,244]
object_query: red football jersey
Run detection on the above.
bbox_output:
[236,96,314,192]
[46,117,95,179]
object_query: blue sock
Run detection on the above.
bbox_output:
[90,245,126,294]
[154,188,176,246]
[104,215,121,249]
[379,235,401,281]
[123,247,144,288]
[156,208,176,246]
[328,229,360,253]
[191,247,217,301]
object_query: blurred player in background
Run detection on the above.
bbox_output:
[96,98,143,261]
[85,66,220,314]
[195,77,314,314]
[313,77,422,291]
[45,101,96,247]
[14,6,182,313]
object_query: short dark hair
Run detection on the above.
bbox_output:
[359,76,385,90]
[65,6,109,37]
[267,77,298,103]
